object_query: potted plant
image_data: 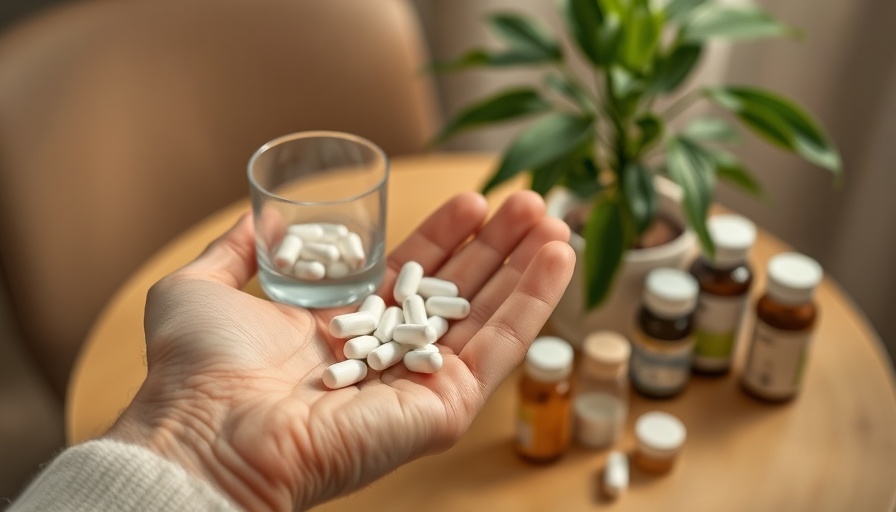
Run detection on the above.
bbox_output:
[433,0,841,344]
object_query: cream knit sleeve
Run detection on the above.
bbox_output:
[9,439,238,511]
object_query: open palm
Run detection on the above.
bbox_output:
[110,191,575,511]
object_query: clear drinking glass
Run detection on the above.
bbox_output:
[248,131,388,308]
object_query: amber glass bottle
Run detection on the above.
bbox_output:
[742,252,822,402]
[515,336,573,463]
[690,215,756,375]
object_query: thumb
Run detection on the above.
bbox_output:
[180,213,258,289]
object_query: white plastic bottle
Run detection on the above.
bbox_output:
[573,331,630,449]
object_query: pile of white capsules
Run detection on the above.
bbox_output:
[273,223,366,280]
[322,260,470,389]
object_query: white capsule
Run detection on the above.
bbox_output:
[322,359,368,389]
[273,234,303,272]
[328,311,377,338]
[293,260,326,281]
[424,296,471,319]
[402,294,428,325]
[403,349,443,374]
[300,242,341,265]
[326,261,351,279]
[393,323,437,347]
[603,451,629,498]
[338,232,366,269]
[427,316,449,341]
[367,341,411,371]
[343,335,381,360]
[417,277,459,298]
[373,306,403,343]
[287,223,325,241]
[318,223,349,239]
[394,261,424,303]
[358,295,386,324]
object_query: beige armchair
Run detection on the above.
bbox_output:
[0,0,439,397]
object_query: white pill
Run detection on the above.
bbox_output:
[301,242,341,265]
[368,341,411,371]
[394,261,424,303]
[427,316,449,341]
[322,359,368,389]
[329,311,377,338]
[402,294,428,325]
[287,223,325,241]
[338,232,366,269]
[393,323,437,347]
[273,235,303,271]
[425,296,471,319]
[293,260,326,281]
[343,335,381,360]
[403,349,443,374]
[417,277,459,298]
[318,223,349,238]
[358,294,386,324]
[603,451,629,498]
[373,306,403,343]
[326,261,351,279]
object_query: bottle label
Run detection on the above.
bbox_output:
[693,294,748,371]
[742,320,813,399]
[574,392,625,448]
[630,334,694,396]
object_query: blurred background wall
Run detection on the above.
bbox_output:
[0,0,893,504]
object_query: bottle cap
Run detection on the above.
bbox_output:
[643,268,698,319]
[635,411,687,457]
[525,336,573,383]
[582,330,630,379]
[766,252,823,305]
[706,214,756,268]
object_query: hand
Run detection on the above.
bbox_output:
[107,191,575,511]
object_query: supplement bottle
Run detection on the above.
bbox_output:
[630,268,698,399]
[574,331,630,449]
[741,252,822,402]
[634,411,687,474]
[515,336,573,463]
[689,214,756,374]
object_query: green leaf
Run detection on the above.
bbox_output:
[684,5,797,42]
[619,0,664,73]
[635,113,663,154]
[683,117,740,143]
[482,113,594,194]
[609,66,645,118]
[648,43,702,93]
[665,0,708,22]
[489,13,562,61]
[434,89,552,144]
[622,163,657,234]
[709,149,763,197]
[545,73,596,113]
[665,137,716,257]
[562,152,603,199]
[431,48,556,72]
[565,0,605,67]
[584,193,630,308]
[706,86,842,174]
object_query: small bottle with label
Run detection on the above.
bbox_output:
[690,214,756,375]
[630,268,699,399]
[515,336,574,463]
[741,252,822,402]
[573,331,630,449]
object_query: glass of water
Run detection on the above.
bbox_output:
[248,131,388,308]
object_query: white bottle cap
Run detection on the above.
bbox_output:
[707,214,756,268]
[635,411,687,458]
[766,252,823,305]
[643,268,698,319]
[583,330,631,379]
[525,336,573,383]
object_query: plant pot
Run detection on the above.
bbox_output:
[545,177,697,348]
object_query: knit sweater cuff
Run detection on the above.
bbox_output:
[10,439,238,511]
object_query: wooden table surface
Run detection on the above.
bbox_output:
[68,153,896,511]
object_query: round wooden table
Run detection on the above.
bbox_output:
[68,153,896,510]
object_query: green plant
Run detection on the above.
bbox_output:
[434,0,841,308]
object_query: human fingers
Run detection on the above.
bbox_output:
[459,241,575,397]
[376,192,488,304]
[178,213,257,289]
[435,190,545,299]
[439,216,570,353]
